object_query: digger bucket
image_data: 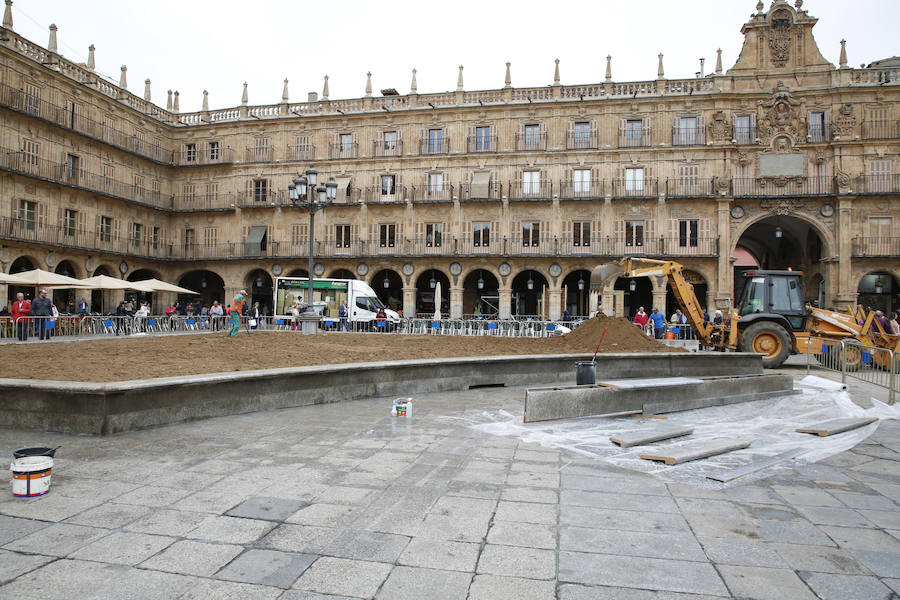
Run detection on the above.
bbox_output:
[590,262,624,290]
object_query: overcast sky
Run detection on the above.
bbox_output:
[10,1,898,112]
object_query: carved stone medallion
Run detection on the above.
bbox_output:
[708,110,731,141]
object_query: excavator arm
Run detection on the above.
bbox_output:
[590,258,713,343]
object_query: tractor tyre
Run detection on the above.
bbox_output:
[740,321,792,369]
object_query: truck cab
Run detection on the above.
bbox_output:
[736,270,807,331]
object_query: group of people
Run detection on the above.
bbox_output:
[871,310,900,334]
[6,289,57,341]
[632,306,723,339]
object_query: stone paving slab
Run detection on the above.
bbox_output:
[0,371,898,599]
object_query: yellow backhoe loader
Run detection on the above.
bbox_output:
[591,257,900,369]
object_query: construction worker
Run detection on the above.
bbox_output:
[227,289,247,337]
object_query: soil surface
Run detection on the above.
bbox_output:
[0,316,680,382]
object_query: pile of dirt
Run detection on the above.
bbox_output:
[0,316,680,382]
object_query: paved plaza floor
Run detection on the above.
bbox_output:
[0,366,899,599]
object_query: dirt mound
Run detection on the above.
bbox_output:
[0,318,680,382]
[550,316,673,354]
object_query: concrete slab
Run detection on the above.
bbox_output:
[796,417,879,437]
[707,449,810,483]
[596,377,704,389]
[610,427,694,448]
[640,440,752,466]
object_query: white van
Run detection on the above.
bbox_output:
[273,277,401,325]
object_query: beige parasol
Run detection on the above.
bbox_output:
[129,278,199,294]
[76,275,145,290]
[0,272,29,285]
[10,269,91,288]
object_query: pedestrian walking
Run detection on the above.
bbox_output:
[339,300,349,332]
[30,289,53,341]
[11,292,30,341]
[209,300,224,331]
[227,290,247,337]
[649,308,666,339]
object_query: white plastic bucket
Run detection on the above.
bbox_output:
[11,456,53,497]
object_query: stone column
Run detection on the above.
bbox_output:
[450,286,463,319]
[402,286,416,318]
[835,197,856,309]
[498,288,512,319]
[715,198,733,308]
[548,289,562,320]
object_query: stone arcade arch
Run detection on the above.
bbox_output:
[52,260,80,310]
[371,268,402,309]
[7,255,37,303]
[858,271,900,315]
[561,269,591,317]
[614,275,653,320]
[462,268,500,316]
[511,269,549,317]
[178,270,226,307]
[245,269,274,311]
[733,213,832,306]
[415,269,451,316]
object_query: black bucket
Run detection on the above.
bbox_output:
[13,446,59,459]
[575,361,596,386]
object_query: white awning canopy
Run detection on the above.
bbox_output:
[471,171,492,199]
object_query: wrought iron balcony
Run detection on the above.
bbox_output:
[330,141,359,159]
[558,180,605,199]
[854,174,900,194]
[566,131,598,150]
[286,144,315,161]
[0,148,167,209]
[609,237,662,255]
[0,82,175,164]
[555,235,608,256]
[365,185,408,204]
[611,178,659,199]
[412,184,453,203]
[172,192,236,211]
[852,237,900,257]
[236,189,281,206]
[618,131,650,148]
[861,120,900,140]
[733,126,758,145]
[372,139,403,157]
[506,234,553,256]
[176,145,234,166]
[515,132,547,151]
[466,135,498,153]
[244,146,273,162]
[507,181,552,200]
[458,181,502,201]
[731,176,834,197]
[806,123,831,143]
[660,237,718,257]
[0,216,168,259]
[665,178,715,197]
[672,126,706,146]
[418,137,450,154]
[407,235,449,256]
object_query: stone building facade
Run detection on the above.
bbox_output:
[1,0,898,319]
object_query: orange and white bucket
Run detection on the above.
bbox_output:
[11,456,53,497]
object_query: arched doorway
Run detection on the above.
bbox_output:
[614,275,652,320]
[329,268,355,280]
[89,265,112,314]
[463,269,499,317]
[179,270,226,307]
[245,269,273,312]
[127,268,162,311]
[858,272,899,315]
[7,256,36,303]
[372,269,402,310]
[562,270,591,317]
[666,269,708,318]
[53,260,79,311]
[734,216,826,303]
[415,269,451,315]
[511,270,549,317]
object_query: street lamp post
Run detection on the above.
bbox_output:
[288,167,338,325]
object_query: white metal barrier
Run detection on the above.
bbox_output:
[807,336,896,405]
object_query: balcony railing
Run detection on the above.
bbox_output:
[852,237,900,257]
[176,146,234,166]
[286,144,315,161]
[172,192,235,211]
[365,185,408,204]
[611,178,659,199]
[0,216,168,259]
[236,189,281,206]
[467,135,498,153]
[407,236,449,256]
[372,140,403,157]
[609,237,662,255]
[732,176,834,197]
[0,148,167,209]
[0,82,175,164]
[515,132,547,151]
[566,131,598,150]
[330,142,359,159]
[660,237,718,256]
[506,234,553,256]
[507,181,552,200]
[245,146,274,162]
[331,187,363,204]
[618,131,650,148]
[456,237,497,256]
[558,180,605,199]
[733,126,758,145]
[412,184,453,203]
[459,181,502,201]
[556,235,608,256]
[672,127,706,146]
[855,174,900,194]
[806,123,831,143]
[861,120,900,140]
[418,137,450,154]
[666,178,715,197]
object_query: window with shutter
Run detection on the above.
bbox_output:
[573,221,591,247]
[870,159,893,193]
[808,111,827,142]
[625,220,644,247]
[203,227,217,248]
[335,224,351,248]
[473,221,490,248]
[573,169,591,196]
[23,83,40,115]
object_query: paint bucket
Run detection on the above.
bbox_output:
[392,398,412,417]
[575,361,596,386]
[11,456,53,497]
[665,331,676,340]
[13,446,59,459]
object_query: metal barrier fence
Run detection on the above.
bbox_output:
[806,336,897,405]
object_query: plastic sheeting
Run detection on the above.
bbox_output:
[467,382,900,488]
